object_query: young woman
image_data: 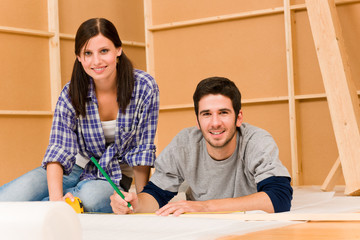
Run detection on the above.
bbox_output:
[0,18,159,213]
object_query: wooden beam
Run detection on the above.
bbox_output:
[144,0,156,77]
[0,26,54,38]
[306,0,360,195]
[0,110,53,116]
[284,0,301,186]
[48,0,62,111]
[321,157,342,191]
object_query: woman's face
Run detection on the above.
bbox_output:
[77,34,122,83]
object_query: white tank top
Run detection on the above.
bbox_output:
[75,120,133,177]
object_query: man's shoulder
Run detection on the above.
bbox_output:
[174,126,203,143]
[240,123,272,139]
[166,127,203,149]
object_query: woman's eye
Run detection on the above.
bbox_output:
[84,51,91,56]
[101,49,109,54]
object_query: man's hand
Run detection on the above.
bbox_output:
[110,191,138,214]
[155,200,209,216]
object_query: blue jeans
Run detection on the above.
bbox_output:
[0,165,132,213]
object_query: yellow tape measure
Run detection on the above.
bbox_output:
[65,197,84,214]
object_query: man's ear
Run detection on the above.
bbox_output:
[236,110,243,127]
[196,117,200,129]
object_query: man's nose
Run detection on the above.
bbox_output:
[211,114,221,127]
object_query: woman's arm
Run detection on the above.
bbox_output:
[133,165,151,193]
[46,162,64,201]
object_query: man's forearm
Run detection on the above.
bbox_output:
[204,192,274,213]
[133,166,151,193]
[134,192,160,213]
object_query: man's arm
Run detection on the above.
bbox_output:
[155,191,273,216]
[133,166,151,193]
[156,176,292,216]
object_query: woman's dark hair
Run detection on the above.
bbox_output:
[193,77,242,118]
[69,18,134,117]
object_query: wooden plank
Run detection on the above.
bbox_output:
[0,26,54,38]
[47,0,62,111]
[0,110,53,116]
[321,157,342,191]
[144,0,156,77]
[306,0,360,195]
[284,0,301,186]
[147,7,284,32]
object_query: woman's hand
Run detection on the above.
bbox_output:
[110,191,138,214]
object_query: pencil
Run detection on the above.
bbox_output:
[90,157,133,210]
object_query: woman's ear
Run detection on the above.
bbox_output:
[77,55,81,63]
[117,47,122,57]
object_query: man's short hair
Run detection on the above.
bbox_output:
[193,77,242,117]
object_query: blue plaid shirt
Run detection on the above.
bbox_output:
[42,69,159,187]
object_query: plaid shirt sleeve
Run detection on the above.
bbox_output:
[122,70,159,167]
[41,83,78,175]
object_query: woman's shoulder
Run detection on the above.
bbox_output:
[133,69,158,91]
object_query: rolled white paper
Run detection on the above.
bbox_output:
[0,201,82,240]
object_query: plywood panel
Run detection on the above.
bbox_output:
[151,0,284,25]
[297,99,343,185]
[0,116,52,185]
[154,14,288,106]
[58,0,145,42]
[59,39,74,87]
[157,109,197,153]
[0,0,48,31]
[242,102,292,175]
[293,10,325,96]
[0,33,51,110]
[122,46,147,71]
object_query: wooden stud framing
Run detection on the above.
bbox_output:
[284,0,301,186]
[321,157,342,191]
[0,110,53,116]
[47,0,62,111]
[147,0,360,32]
[306,0,360,195]
[144,0,156,77]
[0,26,54,37]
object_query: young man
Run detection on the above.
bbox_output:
[111,77,292,216]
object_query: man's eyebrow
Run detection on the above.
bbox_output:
[199,109,210,115]
[199,108,232,114]
[218,108,232,112]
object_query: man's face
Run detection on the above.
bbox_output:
[197,94,243,160]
